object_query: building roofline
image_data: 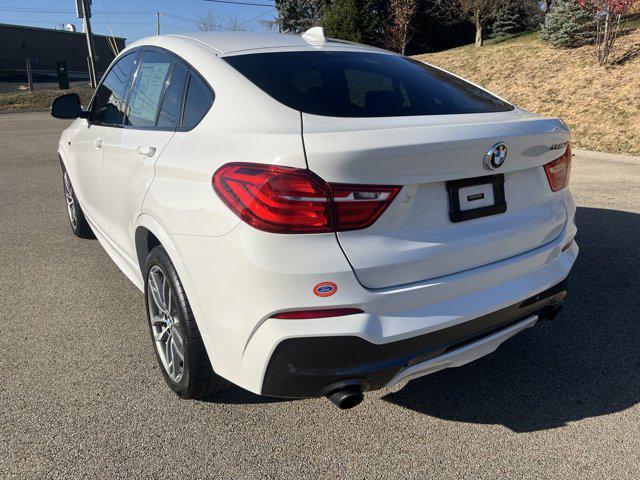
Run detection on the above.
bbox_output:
[0,22,126,40]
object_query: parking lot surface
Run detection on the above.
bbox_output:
[1,112,639,479]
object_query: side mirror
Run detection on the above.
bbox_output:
[51,93,88,119]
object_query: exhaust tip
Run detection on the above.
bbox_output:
[326,386,364,410]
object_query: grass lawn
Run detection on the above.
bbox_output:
[414,25,640,155]
[0,87,94,114]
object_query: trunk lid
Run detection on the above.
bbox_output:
[302,110,570,289]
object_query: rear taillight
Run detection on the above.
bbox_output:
[330,184,400,231]
[213,163,332,233]
[213,163,400,234]
[544,144,572,192]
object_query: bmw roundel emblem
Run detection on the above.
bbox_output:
[484,143,508,171]
[313,282,337,297]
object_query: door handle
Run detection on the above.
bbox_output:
[137,145,157,157]
[93,137,103,149]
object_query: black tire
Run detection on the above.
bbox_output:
[60,162,94,239]
[145,245,228,399]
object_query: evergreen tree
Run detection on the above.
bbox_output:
[322,0,383,45]
[274,0,324,33]
[540,0,597,48]
[490,2,523,38]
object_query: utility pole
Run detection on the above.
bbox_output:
[156,12,161,35]
[77,0,97,88]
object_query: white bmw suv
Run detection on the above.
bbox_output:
[52,29,577,409]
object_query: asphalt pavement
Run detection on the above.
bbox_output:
[1,112,639,479]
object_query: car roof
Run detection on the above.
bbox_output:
[158,30,389,56]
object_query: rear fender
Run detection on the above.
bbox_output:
[134,214,219,368]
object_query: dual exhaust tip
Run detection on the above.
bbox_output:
[325,385,364,410]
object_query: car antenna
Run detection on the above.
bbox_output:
[301,27,326,46]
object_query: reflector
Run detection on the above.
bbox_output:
[272,308,364,319]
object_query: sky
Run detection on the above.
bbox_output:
[0,0,278,43]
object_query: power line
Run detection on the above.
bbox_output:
[0,2,278,13]
[163,13,200,23]
[0,7,157,14]
[238,8,277,26]
[99,0,121,54]
[202,0,276,7]
[1,19,159,25]
[162,23,199,32]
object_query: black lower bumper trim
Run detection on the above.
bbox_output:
[261,280,568,398]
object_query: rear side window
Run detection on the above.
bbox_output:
[91,52,137,125]
[157,62,189,129]
[181,73,214,129]
[125,50,173,127]
[224,51,514,117]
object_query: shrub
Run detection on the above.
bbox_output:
[541,0,597,48]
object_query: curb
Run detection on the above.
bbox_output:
[573,148,640,165]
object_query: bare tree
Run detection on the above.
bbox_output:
[225,15,250,32]
[578,0,637,65]
[260,19,281,32]
[196,10,224,31]
[434,0,504,47]
[196,9,252,32]
[387,0,419,54]
[543,0,553,14]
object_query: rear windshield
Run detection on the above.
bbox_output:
[223,51,514,117]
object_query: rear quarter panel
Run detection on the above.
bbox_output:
[139,36,307,237]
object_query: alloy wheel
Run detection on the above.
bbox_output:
[63,171,78,229]
[147,265,185,382]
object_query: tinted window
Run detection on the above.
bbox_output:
[224,51,514,117]
[157,62,188,129]
[125,50,173,127]
[182,74,213,129]
[91,52,137,125]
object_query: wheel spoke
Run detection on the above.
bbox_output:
[164,334,173,368]
[168,337,176,377]
[154,325,170,342]
[63,173,78,228]
[149,314,166,328]
[148,270,166,315]
[166,287,173,316]
[172,323,183,349]
[172,335,184,362]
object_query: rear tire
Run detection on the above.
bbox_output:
[60,163,94,239]
[145,245,228,399]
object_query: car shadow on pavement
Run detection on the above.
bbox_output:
[203,386,293,405]
[382,206,640,432]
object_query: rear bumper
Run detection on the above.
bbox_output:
[261,280,567,398]
[171,190,577,396]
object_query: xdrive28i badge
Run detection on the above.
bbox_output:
[313,282,337,297]
[484,143,508,170]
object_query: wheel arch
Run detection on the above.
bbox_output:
[134,214,216,362]
[134,214,184,282]
[134,226,161,278]
[57,150,71,176]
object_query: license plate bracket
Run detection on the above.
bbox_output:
[446,174,507,223]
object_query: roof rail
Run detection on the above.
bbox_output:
[301,26,326,46]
